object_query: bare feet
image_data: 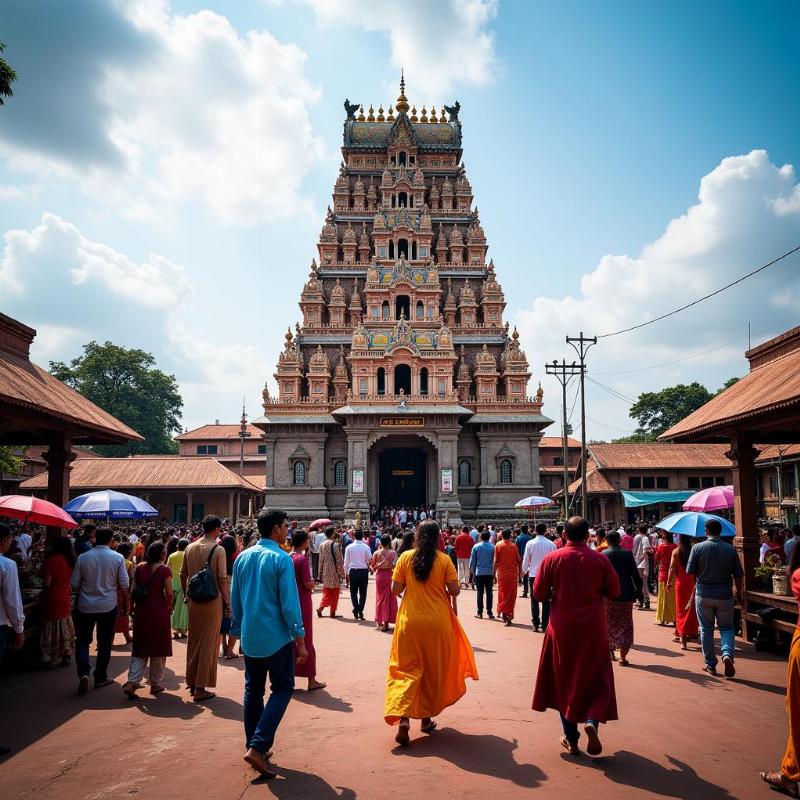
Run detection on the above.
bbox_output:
[244,747,276,779]
[193,690,216,702]
[308,679,327,691]
[420,718,437,733]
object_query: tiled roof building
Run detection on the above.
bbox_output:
[21,456,260,523]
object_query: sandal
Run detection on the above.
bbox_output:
[560,736,580,756]
[421,720,437,734]
[395,721,410,747]
[193,691,216,702]
[760,771,800,797]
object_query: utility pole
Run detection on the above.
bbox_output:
[238,399,251,523]
[545,359,582,520]
[566,332,597,519]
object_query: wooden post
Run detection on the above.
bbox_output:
[726,432,760,641]
[42,432,75,546]
[186,492,193,525]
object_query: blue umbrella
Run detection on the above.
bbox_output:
[64,490,159,520]
[515,495,554,509]
[654,511,736,538]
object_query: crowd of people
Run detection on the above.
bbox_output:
[0,511,798,797]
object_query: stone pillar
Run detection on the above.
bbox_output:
[726,433,759,641]
[599,497,607,524]
[435,430,463,527]
[186,493,193,525]
[528,435,542,489]
[343,429,371,524]
[228,491,235,522]
[262,437,276,489]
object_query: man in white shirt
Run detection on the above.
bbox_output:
[522,522,557,631]
[0,524,25,756]
[71,526,130,695]
[313,530,327,581]
[398,508,407,526]
[343,530,372,620]
[632,524,652,609]
[14,529,32,564]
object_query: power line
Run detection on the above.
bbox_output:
[592,313,800,376]
[596,244,800,339]
[587,376,636,405]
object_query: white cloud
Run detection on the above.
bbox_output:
[302,0,500,97]
[0,0,323,225]
[0,214,268,429]
[516,150,800,440]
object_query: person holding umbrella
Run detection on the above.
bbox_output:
[686,517,743,677]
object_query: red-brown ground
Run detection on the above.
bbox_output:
[0,583,788,800]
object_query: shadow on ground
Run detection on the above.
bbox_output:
[392,727,547,788]
[582,751,739,799]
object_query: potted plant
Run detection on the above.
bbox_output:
[754,552,790,594]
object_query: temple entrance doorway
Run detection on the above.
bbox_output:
[378,447,427,509]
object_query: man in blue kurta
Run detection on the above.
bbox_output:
[231,507,307,778]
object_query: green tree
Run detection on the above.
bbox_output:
[50,341,183,456]
[715,376,740,395]
[628,382,713,439]
[0,446,22,476]
[612,432,659,444]
[0,42,17,105]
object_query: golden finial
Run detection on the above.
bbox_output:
[377,105,385,122]
[396,70,410,114]
[420,106,428,123]
[439,107,447,123]
[387,104,395,121]
[430,105,437,123]
[410,105,418,123]
[357,105,365,122]
[367,104,375,122]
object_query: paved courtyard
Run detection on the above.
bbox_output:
[0,583,789,800]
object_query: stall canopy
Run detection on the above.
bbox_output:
[621,490,694,508]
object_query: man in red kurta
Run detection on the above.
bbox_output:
[532,516,621,757]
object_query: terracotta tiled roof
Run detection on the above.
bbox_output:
[539,437,581,449]
[564,467,616,496]
[243,473,267,490]
[662,334,800,441]
[20,456,260,491]
[22,445,102,464]
[589,443,731,470]
[176,424,263,441]
[0,349,141,444]
[756,444,800,463]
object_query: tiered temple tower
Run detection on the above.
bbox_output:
[253,78,552,524]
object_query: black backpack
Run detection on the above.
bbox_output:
[186,544,219,603]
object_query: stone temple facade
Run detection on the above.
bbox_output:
[253,79,552,525]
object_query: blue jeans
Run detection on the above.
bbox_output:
[560,714,600,745]
[244,643,295,754]
[75,607,118,682]
[695,595,735,668]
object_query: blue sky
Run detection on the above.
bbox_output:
[0,0,798,440]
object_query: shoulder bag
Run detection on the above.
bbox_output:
[131,564,158,604]
[186,544,220,603]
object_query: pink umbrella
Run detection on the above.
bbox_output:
[0,494,79,528]
[309,518,333,531]
[682,485,734,513]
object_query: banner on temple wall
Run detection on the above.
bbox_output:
[441,468,453,494]
[352,469,364,493]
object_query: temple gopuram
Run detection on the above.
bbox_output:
[253,77,552,525]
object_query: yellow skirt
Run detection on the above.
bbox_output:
[655,580,676,624]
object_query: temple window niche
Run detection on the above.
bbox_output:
[396,295,410,319]
[398,191,408,207]
[398,238,409,259]
[398,151,407,166]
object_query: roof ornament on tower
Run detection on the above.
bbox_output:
[396,70,410,114]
